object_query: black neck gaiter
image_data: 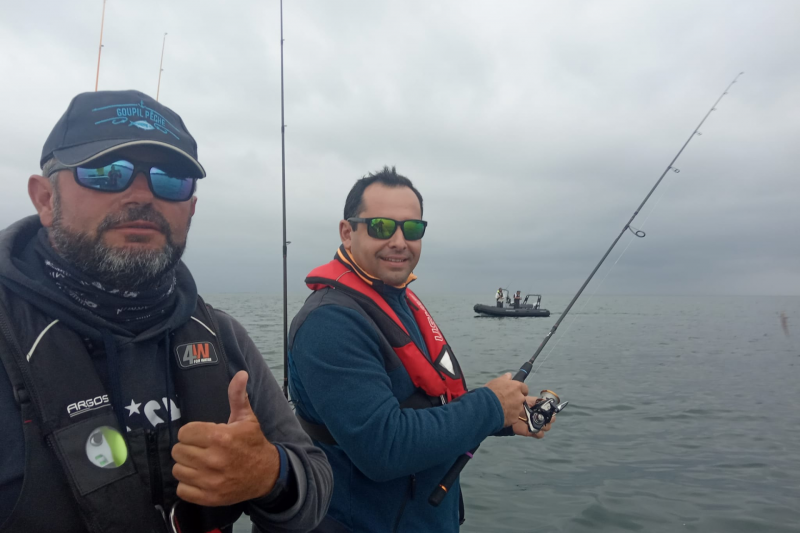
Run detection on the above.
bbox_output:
[35,230,178,334]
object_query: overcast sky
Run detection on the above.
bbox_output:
[1,1,798,296]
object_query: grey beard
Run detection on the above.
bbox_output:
[50,198,187,290]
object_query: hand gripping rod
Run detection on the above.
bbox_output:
[429,72,744,507]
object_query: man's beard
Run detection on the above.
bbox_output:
[50,198,188,290]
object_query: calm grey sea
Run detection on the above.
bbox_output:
[208,293,800,533]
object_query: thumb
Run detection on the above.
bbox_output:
[501,372,512,380]
[227,371,255,424]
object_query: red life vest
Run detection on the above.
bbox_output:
[306,258,468,402]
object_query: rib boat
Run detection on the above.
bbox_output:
[474,291,550,317]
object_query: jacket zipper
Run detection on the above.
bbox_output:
[146,430,164,508]
[392,474,416,533]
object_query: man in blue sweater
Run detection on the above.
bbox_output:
[288,167,554,532]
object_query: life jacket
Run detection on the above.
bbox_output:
[0,286,238,533]
[304,257,467,405]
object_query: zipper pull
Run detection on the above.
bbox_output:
[440,394,447,405]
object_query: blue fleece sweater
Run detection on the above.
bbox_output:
[289,285,504,533]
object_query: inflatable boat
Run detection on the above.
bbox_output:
[474,292,551,317]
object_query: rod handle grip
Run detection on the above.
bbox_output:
[428,446,478,506]
[513,362,532,382]
[430,362,530,506]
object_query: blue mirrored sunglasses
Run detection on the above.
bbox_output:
[65,159,197,202]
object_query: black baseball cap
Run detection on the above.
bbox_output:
[41,90,206,177]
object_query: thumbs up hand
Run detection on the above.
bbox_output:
[172,371,280,506]
[227,370,258,424]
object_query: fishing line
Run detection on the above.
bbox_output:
[531,163,680,376]
[429,72,745,507]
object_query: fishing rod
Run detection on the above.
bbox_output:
[94,0,107,91]
[156,33,167,102]
[429,72,744,506]
[280,0,290,399]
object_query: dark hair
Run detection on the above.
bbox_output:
[343,166,423,220]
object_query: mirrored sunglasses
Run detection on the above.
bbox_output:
[347,217,427,241]
[70,159,197,202]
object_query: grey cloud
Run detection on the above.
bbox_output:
[1,0,798,297]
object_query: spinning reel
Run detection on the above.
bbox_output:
[521,390,568,434]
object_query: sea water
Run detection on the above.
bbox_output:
[208,293,800,532]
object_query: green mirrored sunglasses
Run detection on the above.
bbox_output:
[347,217,427,241]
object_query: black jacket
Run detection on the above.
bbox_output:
[0,216,332,532]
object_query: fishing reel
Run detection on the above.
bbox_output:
[521,390,568,434]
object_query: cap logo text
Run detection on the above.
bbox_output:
[92,101,180,139]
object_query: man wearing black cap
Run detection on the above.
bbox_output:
[0,91,332,533]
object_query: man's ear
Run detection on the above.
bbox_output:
[28,174,56,228]
[339,219,353,248]
[190,195,197,217]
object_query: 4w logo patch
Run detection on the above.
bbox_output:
[175,342,219,369]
